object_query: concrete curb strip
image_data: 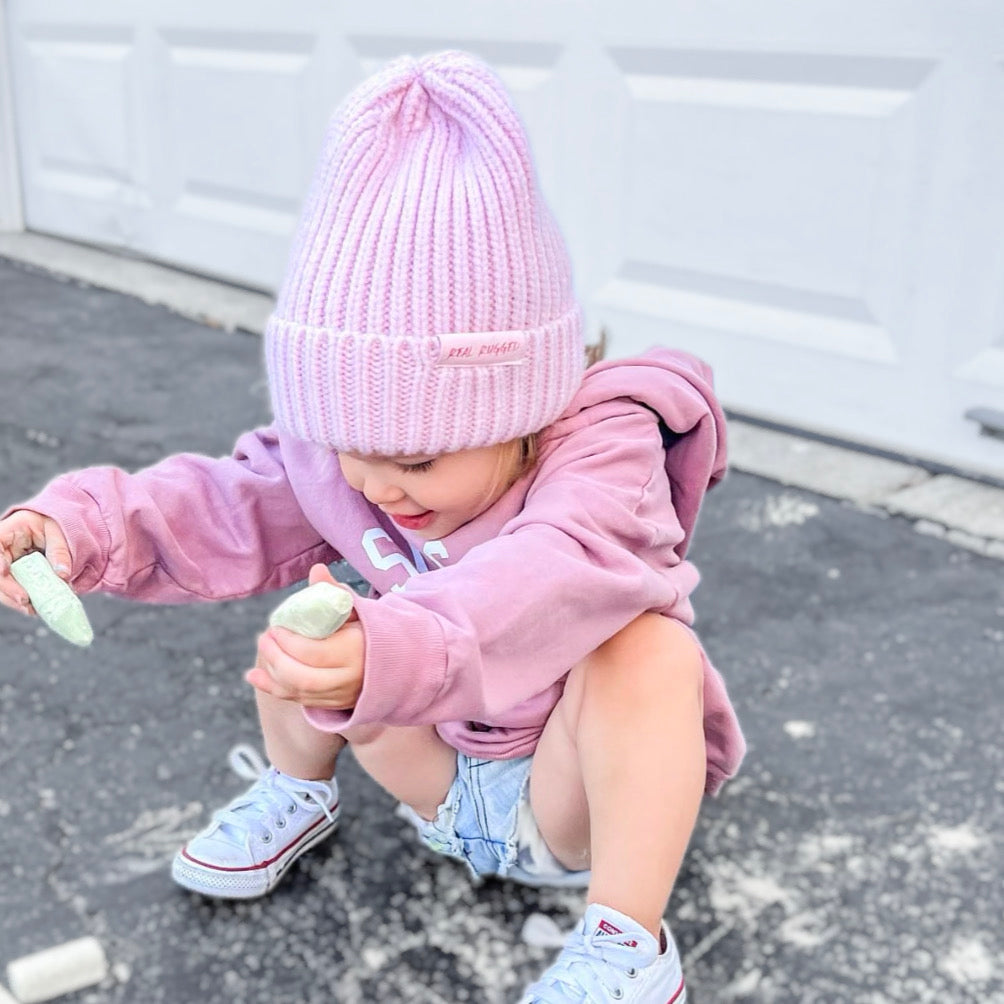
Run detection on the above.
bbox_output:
[884,475,1004,540]
[726,423,1004,555]
[1,230,1002,557]
[725,422,929,506]
[0,232,273,334]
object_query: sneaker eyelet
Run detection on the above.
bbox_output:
[275,817,287,829]
[287,804,297,814]
[626,968,638,979]
[612,990,624,1000]
[261,832,273,844]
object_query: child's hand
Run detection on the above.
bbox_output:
[0,510,73,615]
[246,564,365,710]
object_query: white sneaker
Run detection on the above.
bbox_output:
[171,745,340,899]
[519,903,686,1003]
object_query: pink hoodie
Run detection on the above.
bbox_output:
[17,347,745,793]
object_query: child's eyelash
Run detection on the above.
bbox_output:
[400,460,435,473]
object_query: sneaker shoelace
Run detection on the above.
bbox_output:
[524,923,653,1002]
[208,744,336,848]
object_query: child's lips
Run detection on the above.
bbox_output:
[388,509,434,530]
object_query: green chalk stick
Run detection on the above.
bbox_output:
[10,551,94,647]
[268,581,354,639]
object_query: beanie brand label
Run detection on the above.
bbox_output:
[437,331,529,366]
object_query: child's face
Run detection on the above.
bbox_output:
[338,442,521,540]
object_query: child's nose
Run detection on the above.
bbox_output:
[362,474,405,506]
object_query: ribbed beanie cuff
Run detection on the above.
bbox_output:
[266,304,582,455]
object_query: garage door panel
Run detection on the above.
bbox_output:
[163,30,313,203]
[624,99,881,298]
[20,24,141,213]
[597,262,898,365]
[162,30,313,244]
[600,46,937,369]
[607,49,935,117]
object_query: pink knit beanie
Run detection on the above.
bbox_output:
[265,50,584,456]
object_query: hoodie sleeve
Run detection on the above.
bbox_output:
[310,403,700,730]
[9,426,339,602]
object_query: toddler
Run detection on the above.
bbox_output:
[0,51,744,1002]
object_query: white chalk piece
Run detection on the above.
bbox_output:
[0,983,20,1004]
[269,580,354,639]
[9,552,93,647]
[6,937,107,1003]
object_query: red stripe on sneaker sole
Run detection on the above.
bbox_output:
[180,801,339,872]
[667,976,686,1003]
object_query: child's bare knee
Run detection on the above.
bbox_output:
[582,614,703,700]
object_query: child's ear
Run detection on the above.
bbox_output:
[584,327,608,368]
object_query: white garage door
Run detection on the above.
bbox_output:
[6,1,1004,478]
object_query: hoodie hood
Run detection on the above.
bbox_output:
[569,347,728,559]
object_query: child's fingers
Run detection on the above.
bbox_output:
[255,630,358,705]
[243,665,347,709]
[0,528,27,572]
[307,563,335,586]
[0,516,71,617]
[244,666,279,696]
[266,624,353,666]
[37,518,72,580]
[0,527,37,610]
[246,654,316,702]
[0,518,48,572]
[15,525,41,556]
[0,579,33,614]
[43,548,73,580]
[256,633,324,693]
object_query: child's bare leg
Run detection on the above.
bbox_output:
[256,690,346,780]
[257,692,456,818]
[529,613,706,938]
[341,723,457,821]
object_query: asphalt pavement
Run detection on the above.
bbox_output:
[0,254,1001,1003]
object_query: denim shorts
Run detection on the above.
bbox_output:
[398,752,591,887]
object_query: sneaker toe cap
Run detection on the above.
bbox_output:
[182,833,261,870]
